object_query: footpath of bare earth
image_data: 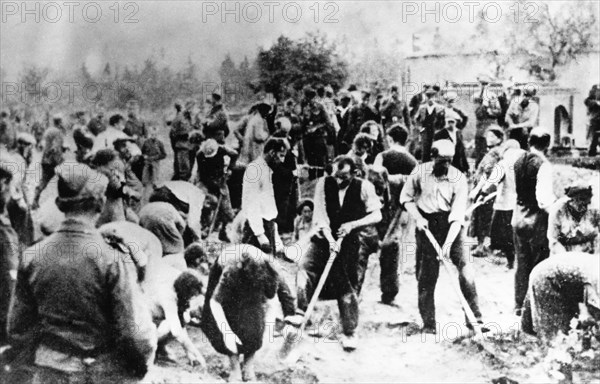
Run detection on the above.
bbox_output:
[28,139,600,383]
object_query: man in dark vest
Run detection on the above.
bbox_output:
[296,156,381,351]
[513,127,555,316]
[400,140,483,334]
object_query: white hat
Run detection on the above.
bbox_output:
[432,139,455,157]
[445,109,461,122]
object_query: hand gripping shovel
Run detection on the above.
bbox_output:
[279,230,345,361]
[422,228,486,340]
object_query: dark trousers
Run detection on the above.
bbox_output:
[420,127,434,163]
[296,227,378,336]
[470,199,494,242]
[415,211,482,328]
[241,219,278,255]
[513,208,550,309]
[490,209,515,267]
[172,148,192,181]
[33,163,56,205]
[474,135,487,167]
[379,241,399,303]
[303,135,328,180]
[589,130,600,156]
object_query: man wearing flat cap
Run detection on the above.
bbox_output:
[433,109,469,174]
[513,127,555,315]
[401,139,483,334]
[203,92,230,145]
[7,164,156,383]
[416,86,445,163]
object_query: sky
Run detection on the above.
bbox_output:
[0,0,594,80]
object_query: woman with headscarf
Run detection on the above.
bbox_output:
[548,181,599,256]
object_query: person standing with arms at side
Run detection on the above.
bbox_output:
[400,140,483,334]
[513,128,555,316]
[416,86,445,163]
[585,84,600,156]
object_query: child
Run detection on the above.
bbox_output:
[293,199,314,242]
[141,125,167,201]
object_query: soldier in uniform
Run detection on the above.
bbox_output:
[203,93,230,145]
[124,100,148,149]
[170,100,195,181]
[415,87,445,163]
[7,164,157,383]
[342,90,379,156]
[381,84,411,130]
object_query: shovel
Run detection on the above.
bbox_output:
[278,230,345,360]
[422,227,486,340]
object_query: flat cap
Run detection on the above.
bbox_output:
[17,132,36,145]
[56,163,108,203]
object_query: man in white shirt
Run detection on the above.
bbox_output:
[513,128,555,315]
[241,138,289,255]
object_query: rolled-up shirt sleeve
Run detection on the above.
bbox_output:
[361,180,383,213]
[536,162,555,210]
[312,177,330,230]
[448,174,468,224]
[399,168,421,207]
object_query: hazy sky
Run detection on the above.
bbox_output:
[0,0,591,80]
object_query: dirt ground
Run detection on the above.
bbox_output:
[27,130,600,384]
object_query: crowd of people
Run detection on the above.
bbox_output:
[0,79,599,383]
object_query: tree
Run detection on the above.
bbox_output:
[508,0,599,81]
[255,33,348,99]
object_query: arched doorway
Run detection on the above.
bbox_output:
[554,105,571,146]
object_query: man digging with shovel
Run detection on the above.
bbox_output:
[400,140,485,334]
[294,156,382,351]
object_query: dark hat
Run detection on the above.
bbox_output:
[432,85,441,93]
[523,88,536,97]
[390,84,399,93]
[73,128,95,149]
[255,102,271,115]
[303,86,317,99]
[486,125,504,139]
[296,199,314,215]
[565,182,593,199]
[17,132,36,146]
[212,92,222,102]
